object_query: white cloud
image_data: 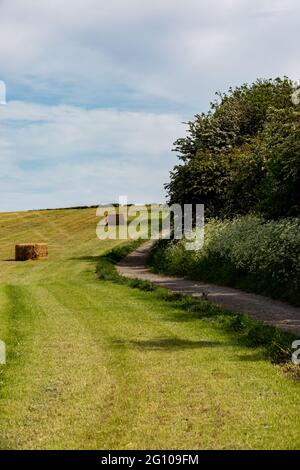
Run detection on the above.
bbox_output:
[0,0,300,210]
[1,0,299,108]
[0,101,183,211]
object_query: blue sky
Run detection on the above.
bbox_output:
[0,0,299,211]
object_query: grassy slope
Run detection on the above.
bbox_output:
[0,208,299,449]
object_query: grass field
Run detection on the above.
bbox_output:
[0,208,299,449]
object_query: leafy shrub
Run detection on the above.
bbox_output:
[150,216,300,305]
[167,77,300,219]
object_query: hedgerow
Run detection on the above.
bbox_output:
[149,216,300,306]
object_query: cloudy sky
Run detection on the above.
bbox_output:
[0,0,299,211]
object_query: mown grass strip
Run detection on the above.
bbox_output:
[96,242,299,372]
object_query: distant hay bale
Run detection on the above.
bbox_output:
[107,214,125,226]
[15,243,48,261]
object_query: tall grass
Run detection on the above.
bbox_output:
[150,216,300,306]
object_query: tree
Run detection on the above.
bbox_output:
[167,77,298,219]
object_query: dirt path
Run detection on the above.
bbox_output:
[117,241,300,336]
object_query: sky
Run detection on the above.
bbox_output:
[0,0,299,211]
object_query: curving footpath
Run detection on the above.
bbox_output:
[117,240,300,336]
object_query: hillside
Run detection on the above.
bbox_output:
[0,208,299,449]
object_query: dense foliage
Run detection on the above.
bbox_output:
[150,216,300,306]
[167,77,300,219]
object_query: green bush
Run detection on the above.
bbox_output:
[167,77,300,219]
[150,216,300,305]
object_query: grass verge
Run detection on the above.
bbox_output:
[96,242,299,371]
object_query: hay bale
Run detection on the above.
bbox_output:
[107,213,125,226]
[15,243,48,261]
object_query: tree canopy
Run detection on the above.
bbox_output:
[167,77,300,219]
